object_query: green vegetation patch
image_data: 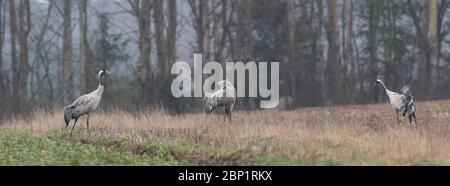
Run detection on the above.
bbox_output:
[0,130,268,166]
[0,131,169,165]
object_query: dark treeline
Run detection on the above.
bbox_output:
[0,0,449,119]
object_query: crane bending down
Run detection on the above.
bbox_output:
[64,70,111,137]
[204,80,236,121]
[374,79,407,123]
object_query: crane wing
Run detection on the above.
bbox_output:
[67,95,97,115]
[72,95,95,107]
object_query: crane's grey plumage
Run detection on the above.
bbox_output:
[400,85,417,125]
[401,95,416,124]
[374,79,407,123]
[64,70,111,137]
[204,80,236,121]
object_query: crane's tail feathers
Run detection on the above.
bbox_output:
[64,106,79,127]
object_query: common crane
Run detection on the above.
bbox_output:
[374,79,407,123]
[400,85,417,125]
[64,70,111,137]
[204,80,236,121]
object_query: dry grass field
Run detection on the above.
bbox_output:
[1,100,450,165]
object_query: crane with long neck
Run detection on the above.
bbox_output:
[64,70,111,137]
[374,79,406,123]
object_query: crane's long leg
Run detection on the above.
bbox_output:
[411,113,417,125]
[392,111,396,124]
[70,118,78,138]
[224,107,232,122]
[223,108,229,122]
[86,114,90,132]
[394,110,400,124]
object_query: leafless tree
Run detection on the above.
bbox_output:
[59,0,73,103]
[78,0,90,94]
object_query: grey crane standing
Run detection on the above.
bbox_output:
[64,70,111,137]
[374,79,406,123]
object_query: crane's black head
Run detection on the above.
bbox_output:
[98,69,111,77]
[373,79,383,87]
[204,96,218,113]
[98,70,111,85]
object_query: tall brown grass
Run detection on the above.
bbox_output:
[2,100,450,165]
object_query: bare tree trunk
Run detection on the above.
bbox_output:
[166,0,178,112]
[436,0,449,93]
[326,0,342,103]
[341,0,346,68]
[97,13,109,70]
[153,0,176,88]
[188,0,209,109]
[343,0,351,73]
[286,0,295,107]
[138,0,151,84]
[188,0,208,54]
[214,0,228,62]
[201,1,209,57]
[17,0,30,109]
[315,0,326,104]
[152,0,166,103]
[78,0,89,94]
[60,0,72,103]
[234,0,253,108]
[234,0,249,61]
[33,1,53,104]
[9,0,19,111]
[428,0,438,97]
[167,0,177,69]
[368,0,379,101]
[132,0,152,103]
[125,0,153,104]
[0,0,5,98]
[344,0,357,102]
[234,0,241,60]
[153,0,165,78]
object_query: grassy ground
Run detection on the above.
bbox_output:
[1,100,450,165]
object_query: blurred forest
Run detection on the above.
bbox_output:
[1,0,450,119]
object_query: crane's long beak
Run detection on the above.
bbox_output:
[372,82,378,88]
